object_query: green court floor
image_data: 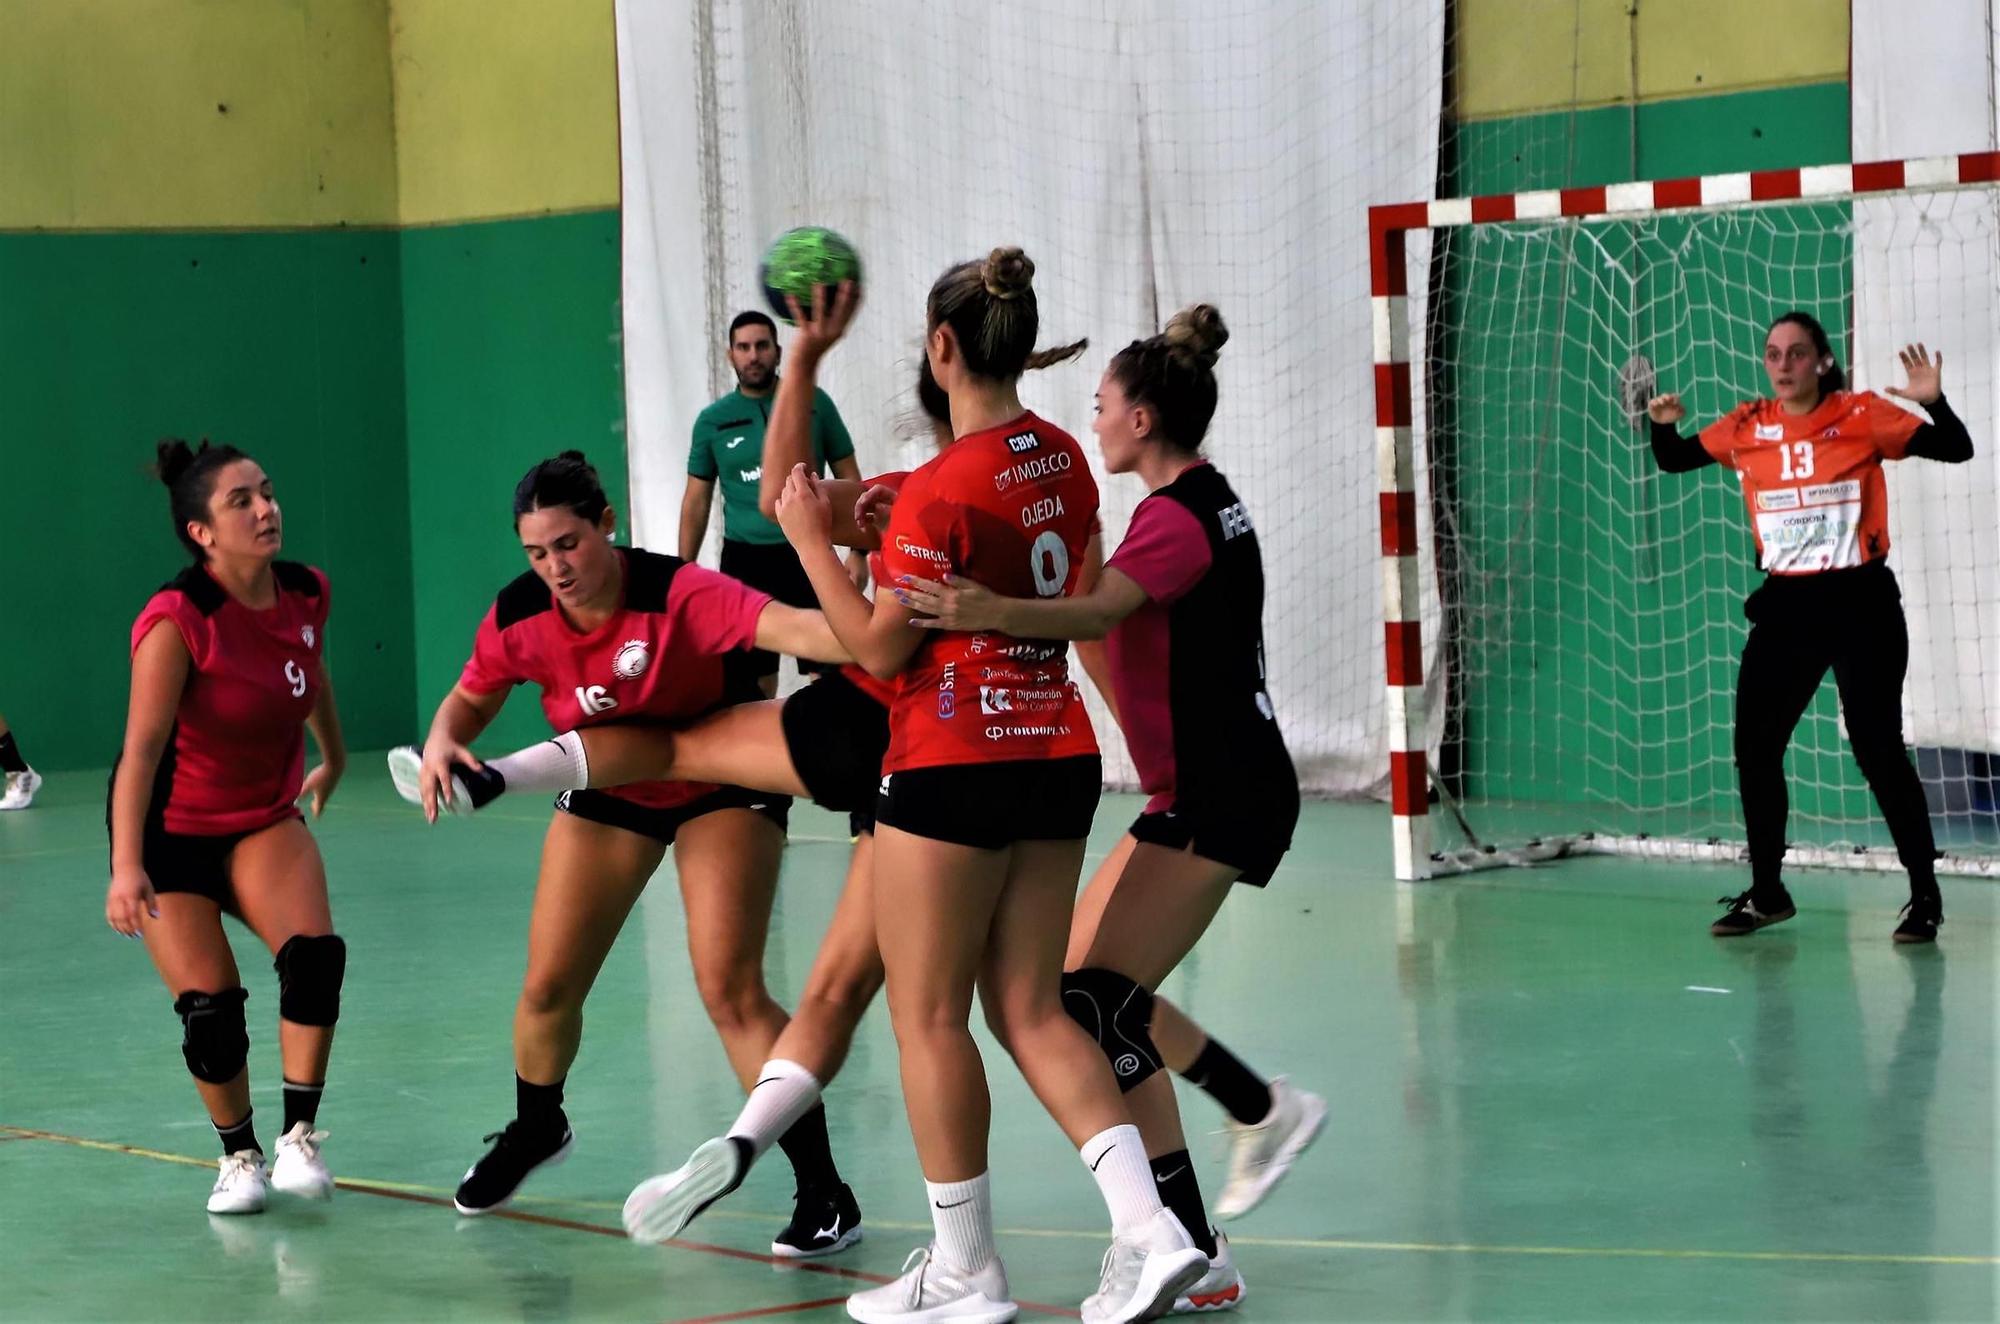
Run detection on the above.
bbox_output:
[2,760,1993,1322]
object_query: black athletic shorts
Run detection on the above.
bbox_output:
[781,671,891,829]
[104,772,292,910]
[720,538,831,682]
[1128,789,1299,888]
[875,756,1101,850]
[556,783,790,845]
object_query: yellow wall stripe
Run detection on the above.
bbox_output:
[1458,0,1849,121]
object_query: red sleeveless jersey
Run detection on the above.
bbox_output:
[457,548,770,809]
[874,412,1100,773]
[129,561,330,836]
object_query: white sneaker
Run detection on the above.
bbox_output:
[1082,1209,1209,1324]
[0,767,41,810]
[387,746,459,816]
[622,1135,747,1243]
[207,1149,269,1215]
[1213,1077,1326,1220]
[1171,1231,1246,1313]
[270,1122,334,1199]
[846,1246,1016,1324]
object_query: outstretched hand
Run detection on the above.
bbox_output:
[1646,393,1685,425]
[1885,343,1943,406]
[896,573,1005,632]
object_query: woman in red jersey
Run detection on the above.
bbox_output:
[1646,312,1973,942]
[898,305,1313,1310]
[412,451,864,1253]
[106,440,349,1216]
[776,249,1205,1324]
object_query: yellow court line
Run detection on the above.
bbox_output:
[8,1126,1992,1269]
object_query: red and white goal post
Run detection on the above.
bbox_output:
[1370,151,2000,882]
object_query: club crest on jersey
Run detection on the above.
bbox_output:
[300,624,315,648]
[1004,431,1039,454]
[613,639,651,679]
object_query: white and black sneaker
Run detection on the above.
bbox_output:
[207,1149,270,1215]
[454,1120,573,1215]
[387,745,506,817]
[772,1181,863,1258]
[0,766,41,810]
[623,1135,750,1244]
[1711,886,1797,937]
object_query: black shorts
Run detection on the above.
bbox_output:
[556,783,790,845]
[1128,791,1298,888]
[781,671,891,826]
[875,756,1101,850]
[720,538,831,681]
[104,772,294,910]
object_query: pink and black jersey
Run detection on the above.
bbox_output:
[1106,462,1294,812]
[458,548,770,810]
[128,561,330,836]
[874,413,1101,773]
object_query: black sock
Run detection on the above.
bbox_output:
[1182,1038,1273,1126]
[1150,1150,1217,1258]
[774,1102,841,1191]
[0,732,25,774]
[282,1079,324,1133]
[216,1110,261,1157]
[517,1074,567,1134]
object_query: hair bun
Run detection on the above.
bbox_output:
[1163,304,1228,368]
[155,438,198,488]
[556,449,589,465]
[980,247,1035,300]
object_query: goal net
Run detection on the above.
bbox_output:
[1374,157,2000,881]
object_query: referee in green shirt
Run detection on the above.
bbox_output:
[681,310,862,694]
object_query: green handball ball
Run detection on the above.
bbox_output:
[761,226,862,325]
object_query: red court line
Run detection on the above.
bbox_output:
[4,1127,1079,1320]
[666,1298,850,1324]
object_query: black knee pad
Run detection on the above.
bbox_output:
[173,987,249,1084]
[1060,967,1164,1092]
[274,934,347,1027]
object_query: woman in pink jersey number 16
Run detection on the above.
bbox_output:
[400,452,865,1253]
[1647,312,1974,942]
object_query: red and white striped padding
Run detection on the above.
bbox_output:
[1364,149,2000,881]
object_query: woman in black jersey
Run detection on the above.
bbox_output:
[900,306,1313,1308]
[1645,313,1973,942]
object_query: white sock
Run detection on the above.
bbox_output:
[1080,1125,1164,1236]
[725,1059,822,1158]
[925,1172,997,1273]
[486,731,589,793]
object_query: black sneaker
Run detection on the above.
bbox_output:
[387,745,508,817]
[1893,896,1942,945]
[1711,886,1797,937]
[454,1120,574,1215]
[770,1181,862,1258]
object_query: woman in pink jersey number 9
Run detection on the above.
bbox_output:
[1647,312,1974,942]
[774,248,1207,1324]
[106,439,348,1215]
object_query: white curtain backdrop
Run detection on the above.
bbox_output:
[615,0,1445,794]
[1851,0,2000,755]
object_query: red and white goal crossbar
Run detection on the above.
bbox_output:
[1366,150,2000,882]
